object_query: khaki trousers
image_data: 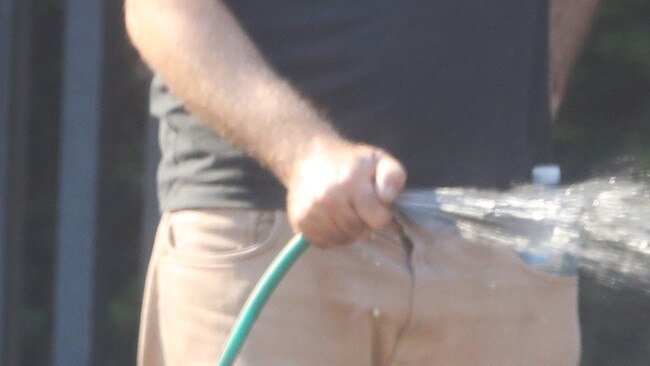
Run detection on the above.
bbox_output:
[138,209,580,366]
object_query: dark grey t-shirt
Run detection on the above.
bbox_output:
[153,0,551,211]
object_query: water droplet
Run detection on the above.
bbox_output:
[374,261,382,268]
[490,282,497,290]
[372,308,381,318]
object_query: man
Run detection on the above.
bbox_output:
[126,0,598,364]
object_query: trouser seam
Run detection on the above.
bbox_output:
[384,221,416,366]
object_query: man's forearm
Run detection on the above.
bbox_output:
[550,0,600,116]
[125,0,342,185]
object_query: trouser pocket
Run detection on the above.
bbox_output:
[164,208,287,267]
[139,209,292,366]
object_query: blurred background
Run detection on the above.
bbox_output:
[0,0,648,365]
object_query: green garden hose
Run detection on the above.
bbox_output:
[217,233,310,366]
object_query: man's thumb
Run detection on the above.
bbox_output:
[374,154,407,204]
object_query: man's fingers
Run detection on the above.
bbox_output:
[352,184,392,230]
[375,154,406,204]
[346,150,403,232]
[332,202,370,240]
[292,208,354,247]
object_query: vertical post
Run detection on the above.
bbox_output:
[0,1,15,364]
[51,0,106,365]
[0,0,31,364]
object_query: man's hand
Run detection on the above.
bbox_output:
[287,141,406,248]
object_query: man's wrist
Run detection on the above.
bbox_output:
[278,132,349,188]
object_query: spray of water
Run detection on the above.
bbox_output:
[395,177,650,290]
